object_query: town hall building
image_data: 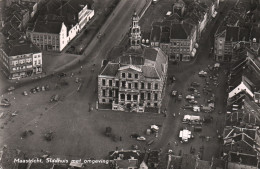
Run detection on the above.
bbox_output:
[98,12,168,113]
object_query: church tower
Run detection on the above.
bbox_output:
[129,12,141,49]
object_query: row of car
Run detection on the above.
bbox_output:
[28,85,50,95]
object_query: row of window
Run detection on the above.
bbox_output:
[101,99,159,107]
[101,79,159,90]
[121,73,138,79]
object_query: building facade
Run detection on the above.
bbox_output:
[0,40,42,79]
[98,47,168,113]
[26,0,94,51]
[150,21,197,62]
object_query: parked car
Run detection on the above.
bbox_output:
[178,94,182,100]
[50,94,60,102]
[186,95,195,100]
[22,91,28,96]
[191,82,200,87]
[182,105,193,110]
[131,133,140,139]
[42,86,45,91]
[189,100,198,104]
[36,86,41,92]
[7,86,15,91]
[137,136,146,141]
[30,88,36,94]
[188,87,196,92]
[198,71,207,77]
[58,72,67,77]
[172,90,178,96]
[1,98,11,107]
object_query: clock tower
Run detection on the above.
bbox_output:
[129,12,141,49]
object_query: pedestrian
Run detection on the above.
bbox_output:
[80,66,83,70]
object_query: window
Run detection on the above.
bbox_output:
[122,81,126,88]
[102,90,106,97]
[154,103,158,107]
[148,83,151,89]
[141,83,144,89]
[127,94,131,101]
[109,90,112,97]
[109,80,112,86]
[128,73,132,78]
[155,83,158,90]
[122,73,125,78]
[116,81,119,87]
[147,93,151,100]
[135,74,138,79]
[102,79,106,86]
[121,94,125,100]
[133,95,137,100]
[134,83,138,89]
[154,93,158,101]
[141,93,144,100]
[128,83,132,89]
[102,99,106,103]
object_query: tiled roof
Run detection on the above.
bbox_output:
[32,20,63,34]
[142,66,159,78]
[226,26,239,41]
[2,39,41,56]
[100,63,120,77]
[143,47,158,61]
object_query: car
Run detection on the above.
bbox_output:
[42,86,45,91]
[198,71,207,77]
[186,95,195,100]
[7,86,15,91]
[191,82,200,87]
[75,78,80,83]
[178,94,183,100]
[58,72,67,77]
[36,86,41,92]
[45,85,50,91]
[131,133,140,139]
[137,136,146,141]
[22,91,28,96]
[182,105,193,110]
[30,88,36,94]
[188,87,196,91]
[172,76,176,81]
[189,100,198,104]
[172,90,178,96]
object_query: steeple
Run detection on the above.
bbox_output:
[129,11,141,49]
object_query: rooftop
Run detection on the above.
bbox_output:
[229,152,258,167]
[1,39,41,56]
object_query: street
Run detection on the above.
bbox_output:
[0,0,237,168]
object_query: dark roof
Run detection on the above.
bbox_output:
[109,150,142,160]
[143,48,158,61]
[160,32,170,43]
[2,40,41,56]
[251,25,260,43]
[171,24,188,39]
[211,158,225,169]
[32,20,63,34]
[151,25,161,42]
[181,154,197,169]
[100,63,120,76]
[226,26,239,41]
[229,152,258,166]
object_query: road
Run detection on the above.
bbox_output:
[151,0,236,164]
[0,0,150,166]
